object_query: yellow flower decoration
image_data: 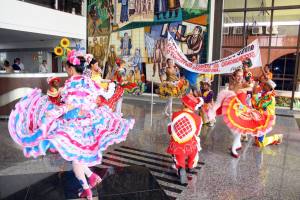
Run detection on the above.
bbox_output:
[54,46,63,56]
[60,38,70,48]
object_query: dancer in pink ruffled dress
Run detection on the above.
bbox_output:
[8,50,135,199]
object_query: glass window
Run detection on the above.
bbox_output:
[58,0,83,15]
[275,0,300,6]
[270,52,297,91]
[224,0,245,9]
[247,0,272,8]
[222,0,300,99]
[222,12,245,47]
[23,0,55,8]
[245,11,271,47]
[0,53,7,63]
[270,9,300,47]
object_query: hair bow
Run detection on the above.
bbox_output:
[85,54,94,65]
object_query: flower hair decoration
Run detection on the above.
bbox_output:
[67,49,81,65]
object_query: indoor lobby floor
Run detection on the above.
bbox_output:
[0,98,300,200]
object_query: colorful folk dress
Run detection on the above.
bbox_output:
[167,110,202,169]
[8,75,134,166]
[159,71,189,99]
[215,90,275,136]
[113,68,144,95]
[84,69,124,110]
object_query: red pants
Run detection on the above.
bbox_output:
[173,149,198,169]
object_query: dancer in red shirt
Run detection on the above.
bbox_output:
[167,94,203,184]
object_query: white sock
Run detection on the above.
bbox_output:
[165,97,172,114]
[83,165,93,178]
[232,132,241,155]
[169,97,173,114]
[164,102,169,114]
[72,162,89,189]
[115,97,123,114]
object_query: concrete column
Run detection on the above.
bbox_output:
[211,0,223,96]
[55,0,58,9]
[82,0,87,17]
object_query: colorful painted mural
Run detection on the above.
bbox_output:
[87,0,210,86]
[112,0,155,30]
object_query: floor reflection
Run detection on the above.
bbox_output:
[1,165,170,200]
[1,99,300,200]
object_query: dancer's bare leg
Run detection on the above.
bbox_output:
[73,162,89,189]
[153,63,156,77]
[82,165,93,177]
[82,165,102,188]
[72,162,92,199]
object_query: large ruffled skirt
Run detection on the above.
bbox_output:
[159,79,189,99]
[217,90,275,136]
[122,82,145,95]
[8,89,135,166]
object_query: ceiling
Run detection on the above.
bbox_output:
[0,28,62,43]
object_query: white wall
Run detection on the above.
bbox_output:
[0,0,86,39]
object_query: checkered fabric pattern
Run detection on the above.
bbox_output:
[173,116,193,139]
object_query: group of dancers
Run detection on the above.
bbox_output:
[159,58,215,127]
[8,47,283,198]
[160,59,283,184]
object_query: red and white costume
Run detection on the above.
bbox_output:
[46,77,62,106]
[209,89,276,158]
[167,95,203,169]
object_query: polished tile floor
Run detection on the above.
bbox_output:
[0,98,300,200]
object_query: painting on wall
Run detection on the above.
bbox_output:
[112,0,155,30]
[119,31,133,57]
[154,0,182,21]
[87,0,210,85]
[88,36,110,67]
[177,22,207,60]
[87,0,113,36]
[181,0,208,10]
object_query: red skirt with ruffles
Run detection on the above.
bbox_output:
[222,95,275,136]
[97,85,124,110]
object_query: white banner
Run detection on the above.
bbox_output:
[166,33,262,74]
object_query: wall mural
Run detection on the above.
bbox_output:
[112,0,155,29]
[87,0,209,89]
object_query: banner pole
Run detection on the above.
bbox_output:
[150,78,154,126]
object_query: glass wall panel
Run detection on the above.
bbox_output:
[247,0,272,8]
[222,0,300,109]
[270,9,300,47]
[224,0,245,9]
[275,0,300,7]
[270,51,297,91]
[245,11,271,46]
[222,12,245,47]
